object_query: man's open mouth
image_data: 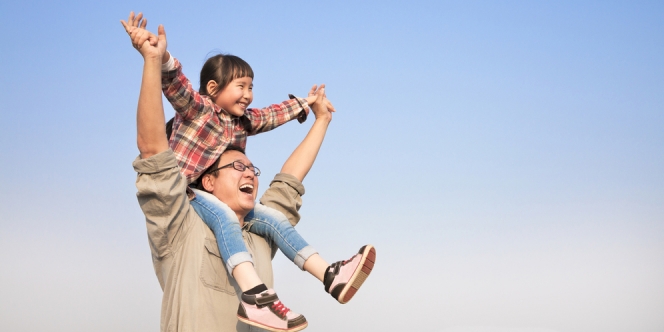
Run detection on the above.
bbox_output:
[239,184,254,194]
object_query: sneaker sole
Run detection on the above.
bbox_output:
[338,244,376,304]
[237,315,308,332]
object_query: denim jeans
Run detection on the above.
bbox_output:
[190,188,316,273]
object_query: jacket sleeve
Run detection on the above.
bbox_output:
[133,149,192,259]
[259,173,305,227]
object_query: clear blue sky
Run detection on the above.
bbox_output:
[1,1,662,331]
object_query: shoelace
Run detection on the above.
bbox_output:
[341,254,358,266]
[271,301,290,318]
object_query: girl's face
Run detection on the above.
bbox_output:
[213,76,253,117]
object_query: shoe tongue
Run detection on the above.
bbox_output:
[255,292,279,306]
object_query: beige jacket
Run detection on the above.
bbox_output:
[133,150,305,332]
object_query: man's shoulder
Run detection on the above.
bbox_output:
[134,149,193,258]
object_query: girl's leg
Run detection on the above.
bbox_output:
[246,204,377,304]
[302,254,328,282]
[245,204,318,270]
[321,245,376,304]
[231,262,263,291]
[191,189,306,331]
[190,189,261,292]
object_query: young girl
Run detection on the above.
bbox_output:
[122,12,376,332]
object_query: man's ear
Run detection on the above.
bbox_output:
[206,80,218,96]
[201,174,215,192]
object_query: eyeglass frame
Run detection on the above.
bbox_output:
[205,160,261,177]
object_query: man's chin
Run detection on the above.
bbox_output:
[240,202,255,213]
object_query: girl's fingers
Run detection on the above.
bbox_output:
[148,33,159,46]
[138,30,151,47]
[131,29,145,48]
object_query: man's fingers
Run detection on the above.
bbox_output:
[157,25,167,46]
[140,17,148,29]
[134,12,143,27]
[128,11,135,25]
[158,25,167,41]
[316,84,326,96]
[326,99,336,112]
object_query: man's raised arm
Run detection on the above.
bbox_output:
[121,12,169,158]
[280,87,335,182]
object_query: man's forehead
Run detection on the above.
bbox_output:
[220,150,251,163]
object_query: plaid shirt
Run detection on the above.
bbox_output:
[163,58,309,184]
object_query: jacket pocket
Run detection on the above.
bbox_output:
[200,237,236,295]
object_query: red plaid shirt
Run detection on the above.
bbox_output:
[163,58,309,184]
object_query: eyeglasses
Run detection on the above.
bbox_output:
[207,161,261,176]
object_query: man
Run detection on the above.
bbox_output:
[129,23,335,331]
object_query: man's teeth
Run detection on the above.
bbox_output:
[240,184,253,193]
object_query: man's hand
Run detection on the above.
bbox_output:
[305,84,336,113]
[121,12,167,62]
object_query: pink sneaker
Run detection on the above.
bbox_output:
[237,289,308,332]
[324,245,376,304]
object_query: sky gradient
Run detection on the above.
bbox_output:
[1,1,662,331]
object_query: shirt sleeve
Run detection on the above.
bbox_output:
[162,57,216,121]
[133,149,192,259]
[259,173,305,227]
[244,97,309,136]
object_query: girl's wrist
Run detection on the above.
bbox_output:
[161,51,171,64]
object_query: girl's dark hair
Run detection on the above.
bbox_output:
[165,117,175,141]
[199,54,254,96]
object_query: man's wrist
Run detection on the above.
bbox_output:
[144,56,163,66]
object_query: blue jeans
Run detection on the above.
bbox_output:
[190,188,317,273]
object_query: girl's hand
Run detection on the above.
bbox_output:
[304,84,335,112]
[311,86,334,122]
[305,84,319,106]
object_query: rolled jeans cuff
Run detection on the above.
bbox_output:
[294,245,317,271]
[226,252,254,273]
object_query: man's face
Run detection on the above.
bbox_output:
[208,150,259,219]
